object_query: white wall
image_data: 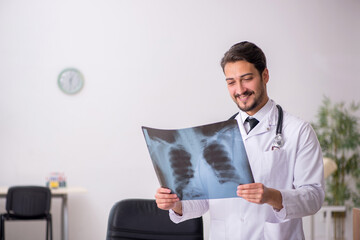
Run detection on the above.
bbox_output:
[0,0,359,239]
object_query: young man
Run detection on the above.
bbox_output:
[155,41,324,240]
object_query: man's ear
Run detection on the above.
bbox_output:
[262,68,269,84]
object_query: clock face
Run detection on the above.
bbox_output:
[58,68,84,94]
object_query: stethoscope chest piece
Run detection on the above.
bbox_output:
[272,134,284,150]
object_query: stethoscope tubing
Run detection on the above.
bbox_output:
[276,105,283,135]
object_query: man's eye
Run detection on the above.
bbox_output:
[227,81,235,85]
[242,77,253,81]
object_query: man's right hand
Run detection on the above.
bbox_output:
[155,187,182,215]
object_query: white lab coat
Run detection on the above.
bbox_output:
[170,100,325,240]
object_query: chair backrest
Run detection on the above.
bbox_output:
[106,199,203,240]
[6,186,51,218]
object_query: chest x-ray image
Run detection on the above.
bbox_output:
[142,119,254,200]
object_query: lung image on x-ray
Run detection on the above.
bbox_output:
[142,119,254,200]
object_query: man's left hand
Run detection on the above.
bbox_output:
[237,183,283,211]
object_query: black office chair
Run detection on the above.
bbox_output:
[0,186,52,240]
[106,199,203,240]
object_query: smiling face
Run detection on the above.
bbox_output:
[225,60,269,116]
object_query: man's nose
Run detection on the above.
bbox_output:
[234,81,246,95]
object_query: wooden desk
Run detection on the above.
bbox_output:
[0,186,87,240]
[354,208,360,240]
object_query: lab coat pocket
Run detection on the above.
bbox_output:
[262,149,288,188]
[264,220,304,240]
[209,219,226,240]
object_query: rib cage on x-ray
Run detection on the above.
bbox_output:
[169,145,194,199]
[203,142,241,184]
[142,120,254,200]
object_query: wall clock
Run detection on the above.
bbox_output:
[58,68,84,95]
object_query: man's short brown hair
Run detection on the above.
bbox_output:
[220,41,267,75]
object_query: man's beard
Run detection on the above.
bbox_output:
[234,85,266,113]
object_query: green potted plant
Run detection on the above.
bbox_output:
[312,97,360,239]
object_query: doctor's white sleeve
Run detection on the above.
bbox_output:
[169,199,209,223]
[274,122,325,220]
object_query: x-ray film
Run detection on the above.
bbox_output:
[142,119,254,200]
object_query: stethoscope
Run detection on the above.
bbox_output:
[272,104,284,150]
[229,104,284,150]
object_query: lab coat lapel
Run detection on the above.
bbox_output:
[245,120,270,138]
